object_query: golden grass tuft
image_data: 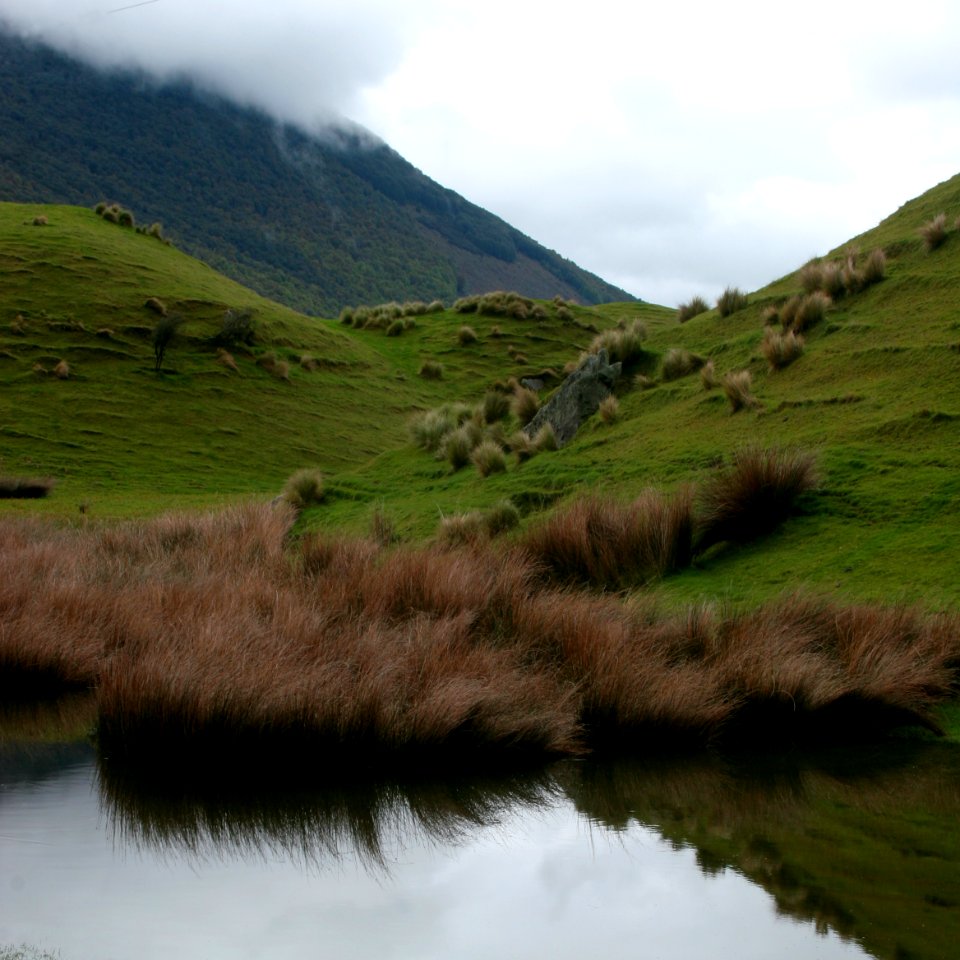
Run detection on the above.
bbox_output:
[760,327,804,371]
[721,369,757,412]
[919,212,948,252]
[598,395,620,424]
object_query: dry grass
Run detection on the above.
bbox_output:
[588,319,648,367]
[418,360,443,380]
[661,348,705,381]
[919,212,948,252]
[721,369,757,412]
[471,440,507,477]
[519,488,694,589]
[511,386,541,426]
[53,359,70,380]
[598,395,620,424]
[699,360,718,391]
[782,291,830,334]
[457,325,479,346]
[694,446,819,553]
[716,287,749,317]
[2,504,957,761]
[760,327,804,371]
[281,468,325,509]
[677,296,709,323]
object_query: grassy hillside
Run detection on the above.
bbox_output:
[3,169,960,613]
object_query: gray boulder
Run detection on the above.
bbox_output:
[523,349,621,447]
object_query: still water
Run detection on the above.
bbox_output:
[2,706,958,959]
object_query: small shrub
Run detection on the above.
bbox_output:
[919,212,948,252]
[677,295,709,323]
[700,360,718,391]
[282,468,325,509]
[458,325,479,346]
[598,395,620,424]
[471,440,507,477]
[716,287,749,317]
[386,319,404,337]
[512,387,540,426]
[760,327,804,371]
[661,348,705,381]
[721,370,757,412]
[694,447,819,553]
[152,314,181,372]
[418,360,444,380]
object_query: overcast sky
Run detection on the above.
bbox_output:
[4,0,960,305]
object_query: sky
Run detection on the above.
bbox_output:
[3,0,960,305]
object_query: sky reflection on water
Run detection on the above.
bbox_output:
[0,746,869,960]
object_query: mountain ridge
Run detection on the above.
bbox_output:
[0,28,634,316]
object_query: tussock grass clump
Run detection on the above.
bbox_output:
[439,500,520,545]
[598,395,620,424]
[481,390,511,424]
[339,308,355,326]
[919,212,948,252]
[761,306,780,326]
[661,348,705,381]
[218,308,256,349]
[442,423,481,471]
[677,296,709,323]
[512,386,541,426]
[589,319,648,367]
[270,359,291,381]
[369,506,398,546]
[716,287,749,317]
[509,430,536,463]
[282,468,325,509]
[216,348,239,373]
[3,500,958,759]
[299,354,318,372]
[634,374,657,390]
[760,327,804,371]
[386,319,404,337]
[32,215,48,226]
[471,440,507,477]
[694,447,819,553]
[861,247,887,286]
[721,370,757,412]
[53,359,70,380]
[520,488,695,589]
[409,403,471,453]
[0,477,55,499]
[144,297,167,316]
[781,291,830,333]
[532,423,559,453]
[458,325,479,346]
[700,360,718,390]
[418,360,443,380]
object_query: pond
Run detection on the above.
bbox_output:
[2,700,958,960]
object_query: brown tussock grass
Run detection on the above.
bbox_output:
[919,212,948,252]
[3,500,958,764]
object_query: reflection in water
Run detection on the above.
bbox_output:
[98,754,563,873]
[566,745,960,960]
[95,740,960,960]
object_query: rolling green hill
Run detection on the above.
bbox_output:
[2,168,960,611]
[0,28,633,316]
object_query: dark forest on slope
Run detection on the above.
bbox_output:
[0,29,634,315]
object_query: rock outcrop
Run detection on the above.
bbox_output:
[523,349,621,447]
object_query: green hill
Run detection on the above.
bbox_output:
[0,28,633,316]
[3,169,960,611]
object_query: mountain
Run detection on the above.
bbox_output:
[0,28,634,316]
